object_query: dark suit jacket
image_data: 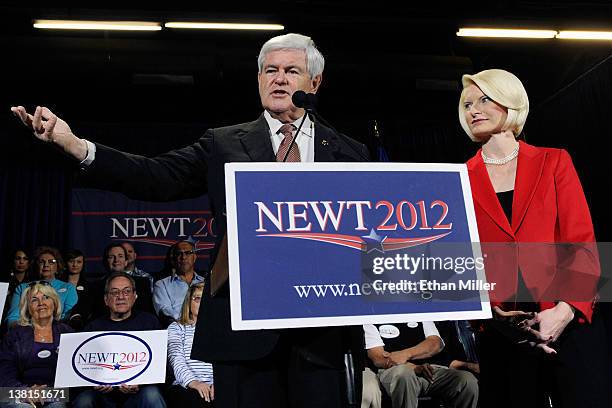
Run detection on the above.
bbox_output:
[467,141,599,322]
[86,115,368,368]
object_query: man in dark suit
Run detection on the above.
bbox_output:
[12,33,368,407]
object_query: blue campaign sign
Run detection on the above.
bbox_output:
[70,188,216,279]
[225,163,491,330]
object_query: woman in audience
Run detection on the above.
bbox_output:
[0,282,73,406]
[4,249,31,318]
[166,283,214,406]
[5,246,77,326]
[460,68,607,407]
[7,248,31,292]
[61,249,93,330]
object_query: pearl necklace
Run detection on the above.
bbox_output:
[481,145,519,165]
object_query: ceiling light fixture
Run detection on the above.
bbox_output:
[33,20,162,31]
[165,22,284,30]
[457,28,557,39]
[556,31,612,40]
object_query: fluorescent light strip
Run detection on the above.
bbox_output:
[457,28,557,39]
[556,31,612,40]
[165,22,284,30]
[33,20,162,31]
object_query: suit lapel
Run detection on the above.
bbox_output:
[468,154,514,237]
[314,122,341,162]
[512,141,546,233]
[239,115,276,162]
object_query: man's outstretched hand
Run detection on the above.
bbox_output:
[11,105,88,161]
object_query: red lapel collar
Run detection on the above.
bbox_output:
[467,150,514,238]
[512,141,547,233]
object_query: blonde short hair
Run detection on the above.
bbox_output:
[18,282,62,326]
[178,283,205,325]
[458,69,529,141]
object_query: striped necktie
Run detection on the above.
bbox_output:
[276,124,300,162]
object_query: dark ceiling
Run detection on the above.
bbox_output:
[3,1,612,151]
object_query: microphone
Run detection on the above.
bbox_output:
[292,90,318,111]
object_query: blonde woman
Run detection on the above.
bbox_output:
[461,69,606,407]
[167,283,214,406]
[0,282,73,405]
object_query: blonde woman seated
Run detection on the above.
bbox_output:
[167,283,214,406]
[0,282,73,407]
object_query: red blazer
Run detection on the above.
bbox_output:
[467,141,599,322]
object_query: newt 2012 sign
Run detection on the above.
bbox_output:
[224,162,491,330]
[54,330,167,387]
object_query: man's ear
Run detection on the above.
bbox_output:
[311,74,322,94]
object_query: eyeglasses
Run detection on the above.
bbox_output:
[37,259,58,266]
[191,296,202,302]
[174,250,195,257]
[30,294,51,304]
[106,288,134,298]
[27,280,51,288]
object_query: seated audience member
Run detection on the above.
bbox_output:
[3,249,31,318]
[7,248,31,294]
[364,322,478,408]
[0,282,73,405]
[166,283,214,406]
[5,247,77,326]
[361,366,382,408]
[92,243,154,317]
[73,272,165,408]
[61,249,93,330]
[436,320,480,376]
[121,241,154,289]
[156,243,178,281]
[153,240,204,326]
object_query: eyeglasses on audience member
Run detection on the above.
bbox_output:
[174,249,195,257]
[106,287,135,298]
[37,259,58,266]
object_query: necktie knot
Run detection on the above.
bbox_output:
[278,124,296,138]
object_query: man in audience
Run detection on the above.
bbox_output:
[121,241,154,288]
[73,272,165,408]
[92,243,154,316]
[153,240,204,326]
[364,322,478,408]
[435,320,480,377]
